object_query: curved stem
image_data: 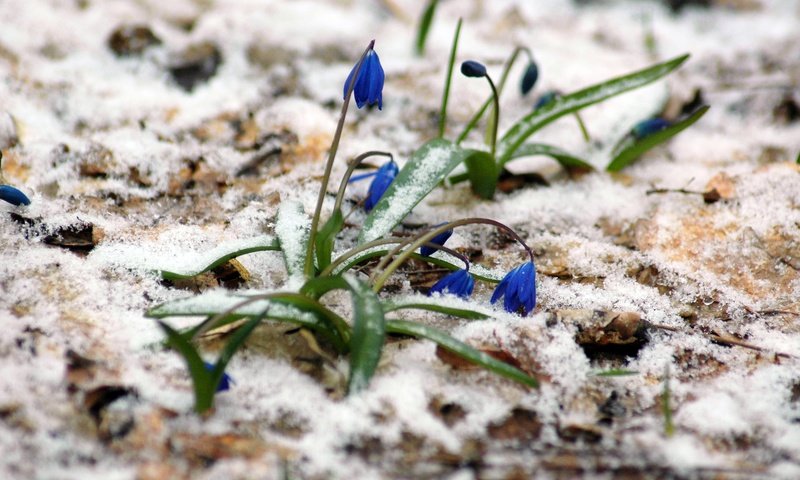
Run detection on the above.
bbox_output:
[304,40,375,278]
[455,45,527,145]
[371,217,533,292]
[333,151,393,213]
[320,237,406,278]
[485,74,500,158]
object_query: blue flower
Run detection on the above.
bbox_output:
[0,185,31,206]
[534,90,559,110]
[420,225,453,257]
[204,361,233,392]
[429,268,474,299]
[520,61,539,95]
[344,48,384,110]
[632,118,671,139]
[461,60,487,78]
[490,261,536,315]
[358,160,398,211]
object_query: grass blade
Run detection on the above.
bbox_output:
[157,321,214,413]
[509,143,594,171]
[210,314,263,393]
[383,295,491,320]
[358,139,470,244]
[315,209,344,271]
[344,277,386,394]
[386,320,538,388]
[606,106,709,172]
[498,54,690,167]
[415,0,439,56]
[276,200,311,282]
[438,17,462,137]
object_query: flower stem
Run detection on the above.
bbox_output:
[333,151,392,214]
[438,18,462,138]
[484,74,500,159]
[304,40,375,278]
[371,217,533,292]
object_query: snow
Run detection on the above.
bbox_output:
[1,0,800,478]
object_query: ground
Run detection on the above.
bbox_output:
[1,0,799,479]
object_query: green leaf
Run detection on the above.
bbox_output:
[157,321,214,413]
[497,54,690,167]
[438,17,462,137]
[91,235,280,280]
[344,277,386,395]
[276,201,311,281]
[464,150,498,199]
[383,295,491,320]
[146,290,350,353]
[386,320,538,388]
[359,139,470,244]
[509,143,594,171]
[315,209,344,272]
[210,314,263,394]
[415,0,439,56]
[606,106,709,172]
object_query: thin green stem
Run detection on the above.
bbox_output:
[485,74,500,158]
[456,45,529,144]
[438,18,462,138]
[304,40,375,278]
[319,237,406,278]
[333,151,393,213]
[574,112,591,142]
[372,218,533,292]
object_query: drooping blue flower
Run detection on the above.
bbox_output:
[420,225,453,257]
[491,261,536,315]
[520,61,539,95]
[429,268,474,299]
[343,48,385,110]
[204,361,233,392]
[0,185,31,206]
[363,160,398,211]
[461,60,487,78]
[534,90,559,111]
[632,118,671,139]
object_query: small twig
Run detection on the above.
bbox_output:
[646,322,796,359]
[645,187,705,196]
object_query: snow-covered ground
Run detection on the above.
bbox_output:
[1,0,799,478]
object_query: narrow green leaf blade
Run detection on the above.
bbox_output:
[463,150,498,199]
[386,320,538,388]
[211,315,263,392]
[157,321,215,413]
[383,295,491,320]
[345,276,386,394]
[276,201,311,282]
[509,143,594,171]
[359,139,470,244]
[498,54,690,166]
[605,106,709,172]
[592,368,640,377]
[315,209,344,271]
[415,0,439,56]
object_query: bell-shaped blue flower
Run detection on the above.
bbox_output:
[491,261,536,315]
[420,225,453,257]
[0,185,31,206]
[632,118,671,139]
[363,160,398,211]
[204,361,233,392]
[429,268,474,299]
[344,48,385,110]
[520,61,539,95]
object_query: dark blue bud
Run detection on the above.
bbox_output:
[204,361,233,392]
[520,62,539,95]
[0,185,31,206]
[632,118,671,139]
[534,90,559,111]
[420,225,453,257]
[344,48,385,110]
[364,160,399,211]
[428,269,474,299]
[461,60,487,78]
[491,261,536,316]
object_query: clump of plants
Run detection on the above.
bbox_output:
[148,18,704,413]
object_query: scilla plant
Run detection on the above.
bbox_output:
[149,40,541,414]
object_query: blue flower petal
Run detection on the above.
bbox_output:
[0,185,31,206]
[344,49,385,110]
[203,361,233,393]
[420,226,453,257]
[364,160,398,211]
[491,270,512,304]
[430,269,473,299]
